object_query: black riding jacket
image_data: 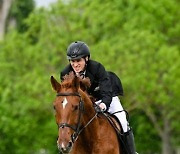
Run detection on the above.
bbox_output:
[60,60,123,110]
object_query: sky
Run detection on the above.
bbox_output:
[35,0,57,7]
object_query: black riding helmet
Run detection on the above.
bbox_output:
[67,41,90,60]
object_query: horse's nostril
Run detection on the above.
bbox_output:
[67,141,72,148]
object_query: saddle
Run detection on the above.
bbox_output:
[103,112,123,135]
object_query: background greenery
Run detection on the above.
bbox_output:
[0,0,179,153]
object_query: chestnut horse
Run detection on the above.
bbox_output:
[51,73,121,154]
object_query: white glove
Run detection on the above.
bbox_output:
[99,103,107,111]
[95,100,107,111]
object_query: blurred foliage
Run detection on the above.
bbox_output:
[0,0,179,153]
[8,0,35,32]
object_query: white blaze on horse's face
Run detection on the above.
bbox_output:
[62,97,68,109]
[61,143,65,148]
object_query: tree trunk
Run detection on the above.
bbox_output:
[162,117,173,154]
[0,0,13,41]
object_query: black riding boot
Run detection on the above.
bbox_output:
[121,128,136,154]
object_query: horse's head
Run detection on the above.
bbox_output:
[50,72,91,153]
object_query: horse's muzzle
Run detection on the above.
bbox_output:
[57,141,73,154]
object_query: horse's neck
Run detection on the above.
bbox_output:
[80,93,99,142]
[82,112,99,135]
[75,116,99,152]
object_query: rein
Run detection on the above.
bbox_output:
[56,92,97,143]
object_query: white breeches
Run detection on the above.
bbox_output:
[108,96,129,132]
[95,96,129,132]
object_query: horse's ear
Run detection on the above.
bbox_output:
[50,76,61,92]
[72,76,80,90]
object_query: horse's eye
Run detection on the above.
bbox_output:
[53,106,56,110]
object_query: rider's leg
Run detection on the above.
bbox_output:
[122,128,136,154]
[108,96,128,132]
[108,96,136,154]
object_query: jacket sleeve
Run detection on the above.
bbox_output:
[95,63,112,109]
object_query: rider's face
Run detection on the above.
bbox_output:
[70,58,86,73]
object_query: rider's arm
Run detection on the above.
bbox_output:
[95,63,112,110]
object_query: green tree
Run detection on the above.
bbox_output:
[0,31,58,153]
[8,0,35,32]
[0,0,34,40]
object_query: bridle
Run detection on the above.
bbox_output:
[56,92,97,143]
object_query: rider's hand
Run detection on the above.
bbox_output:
[99,103,107,111]
[95,102,107,113]
[94,100,107,113]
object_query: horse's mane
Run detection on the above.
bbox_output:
[62,72,91,92]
